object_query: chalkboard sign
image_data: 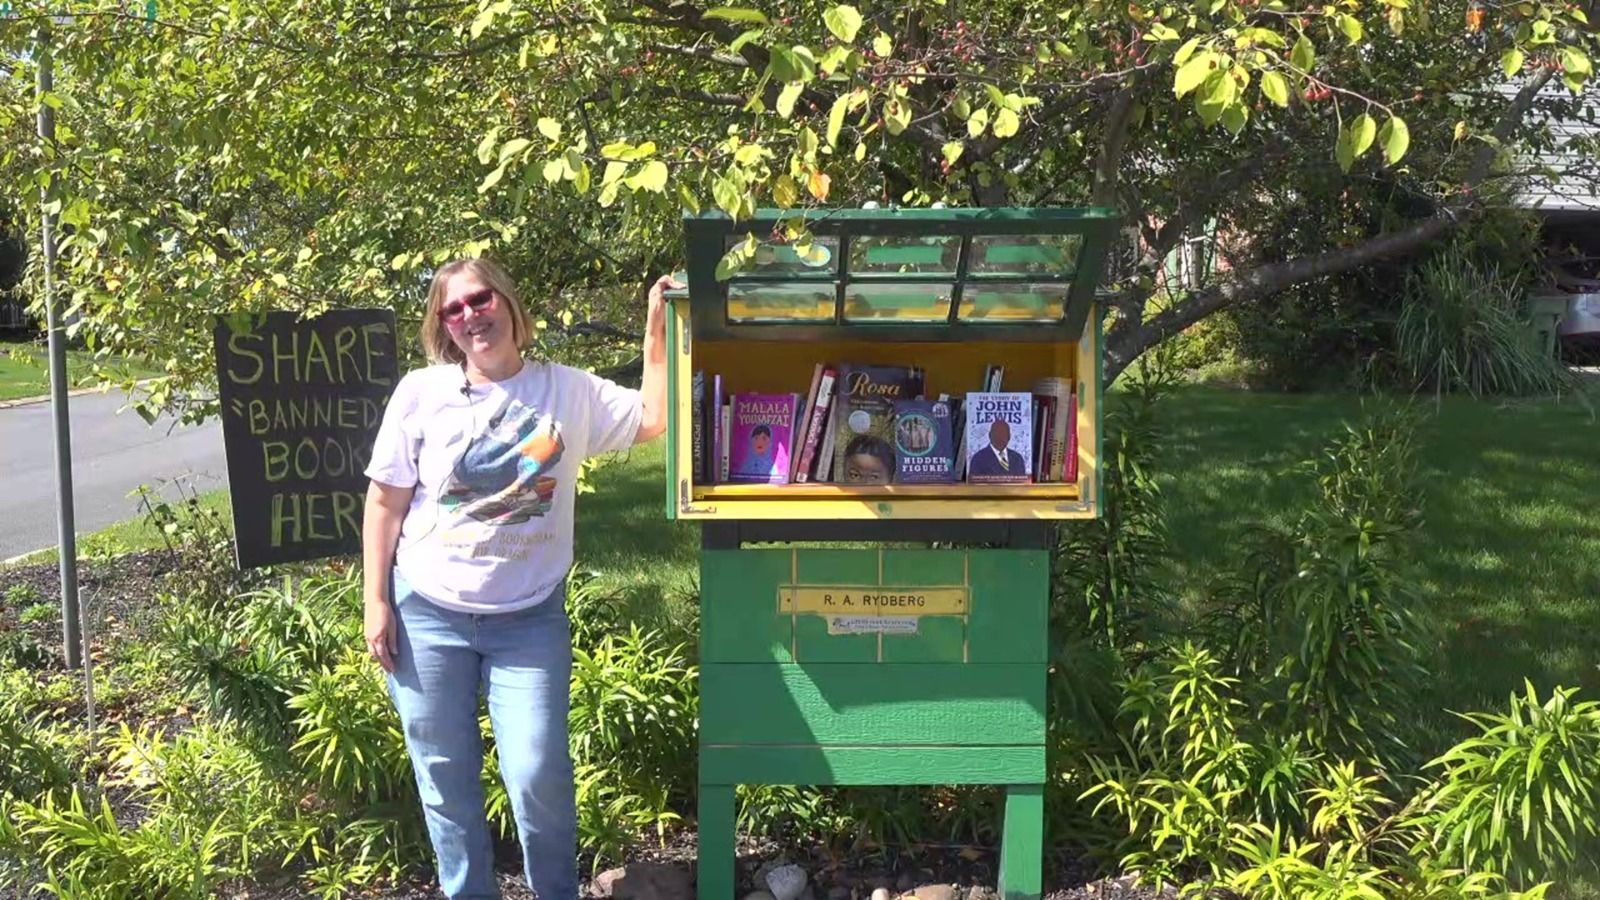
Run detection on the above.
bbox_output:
[213,309,400,568]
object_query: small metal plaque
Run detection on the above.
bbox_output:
[826,616,921,635]
[777,586,968,616]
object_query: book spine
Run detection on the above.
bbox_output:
[691,371,704,484]
[1064,390,1079,484]
[719,402,730,482]
[794,368,836,483]
[815,401,839,482]
[710,375,723,484]
[1049,392,1070,482]
[790,364,823,481]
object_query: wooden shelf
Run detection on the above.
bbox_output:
[696,483,1081,500]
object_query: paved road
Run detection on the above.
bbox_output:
[0,390,228,560]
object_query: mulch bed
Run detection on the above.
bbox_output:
[0,552,1170,900]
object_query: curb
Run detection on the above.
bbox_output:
[0,379,157,411]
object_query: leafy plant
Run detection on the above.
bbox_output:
[1412,682,1600,887]
[1396,243,1575,399]
[4,583,42,607]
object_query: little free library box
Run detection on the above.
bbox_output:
[665,207,1115,900]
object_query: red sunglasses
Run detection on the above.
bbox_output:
[438,288,497,324]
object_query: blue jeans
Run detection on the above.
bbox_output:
[387,569,577,900]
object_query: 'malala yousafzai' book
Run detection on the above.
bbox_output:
[831,364,925,484]
[894,399,954,483]
[963,391,1033,484]
[727,393,800,484]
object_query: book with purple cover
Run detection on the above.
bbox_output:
[727,393,800,484]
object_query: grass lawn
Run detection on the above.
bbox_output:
[0,339,161,402]
[1158,387,1600,752]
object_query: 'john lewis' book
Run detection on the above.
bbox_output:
[831,364,925,484]
[727,393,800,484]
[894,399,954,483]
[963,391,1033,484]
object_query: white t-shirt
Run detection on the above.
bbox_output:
[364,360,642,613]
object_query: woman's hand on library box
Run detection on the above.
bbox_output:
[365,599,399,673]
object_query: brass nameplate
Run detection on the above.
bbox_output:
[777,586,969,616]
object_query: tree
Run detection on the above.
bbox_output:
[0,0,1593,411]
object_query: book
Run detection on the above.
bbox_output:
[815,397,840,482]
[1032,394,1053,483]
[728,393,800,483]
[894,399,955,483]
[790,364,824,482]
[1033,377,1073,482]
[711,374,725,484]
[719,402,731,482]
[964,391,1033,484]
[692,370,705,483]
[832,364,925,484]
[1063,389,1079,484]
[794,366,837,483]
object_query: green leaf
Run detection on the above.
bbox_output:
[1335,125,1356,172]
[476,127,502,165]
[536,117,561,141]
[1561,47,1592,81]
[772,174,799,207]
[629,160,669,193]
[479,162,509,193]
[1221,103,1248,135]
[729,28,764,54]
[1291,34,1315,72]
[941,141,964,165]
[1350,113,1377,157]
[704,7,770,26]
[872,32,892,57]
[712,174,743,217]
[823,5,863,42]
[1175,52,1217,98]
[498,137,531,163]
[884,96,911,135]
[1261,70,1290,107]
[1195,70,1236,124]
[541,159,564,183]
[776,81,805,117]
[827,92,852,146]
[992,106,1020,138]
[1501,48,1525,79]
[1337,13,1363,43]
[967,107,989,137]
[573,161,592,194]
[1173,36,1203,66]
[1379,115,1410,165]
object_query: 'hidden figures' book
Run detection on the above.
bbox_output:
[831,364,925,484]
[727,393,800,484]
[963,391,1033,484]
[893,399,954,483]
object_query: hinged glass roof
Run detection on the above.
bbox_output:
[682,207,1117,342]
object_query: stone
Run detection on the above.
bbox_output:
[827,886,852,900]
[765,864,809,900]
[907,886,959,900]
[743,893,778,900]
[964,887,998,900]
[589,863,694,900]
[870,890,893,900]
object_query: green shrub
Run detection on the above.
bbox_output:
[18,602,54,626]
[1396,243,1573,398]
[0,697,78,804]
[1204,406,1427,764]
[1411,682,1600,888]
[4,583,42,607]
[569,623,697,865]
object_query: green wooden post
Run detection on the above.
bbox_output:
[697,783,737,899]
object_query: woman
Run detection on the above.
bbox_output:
[361,258,675,900]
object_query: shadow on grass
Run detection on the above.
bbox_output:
[1154,387,1600,755]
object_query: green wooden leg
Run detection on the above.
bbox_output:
[998,783,1043,900]
[697,783,736,900]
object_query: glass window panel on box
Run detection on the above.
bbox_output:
[957,283,1069,322]
[729,235,840,276]
[843,282,955,322]
[970,234,1083,275]
[848,234,961,274]
[727,283,836,322]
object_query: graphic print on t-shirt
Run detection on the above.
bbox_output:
[438,398,565,525]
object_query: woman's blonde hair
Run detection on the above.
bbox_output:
[419,258,535,366]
